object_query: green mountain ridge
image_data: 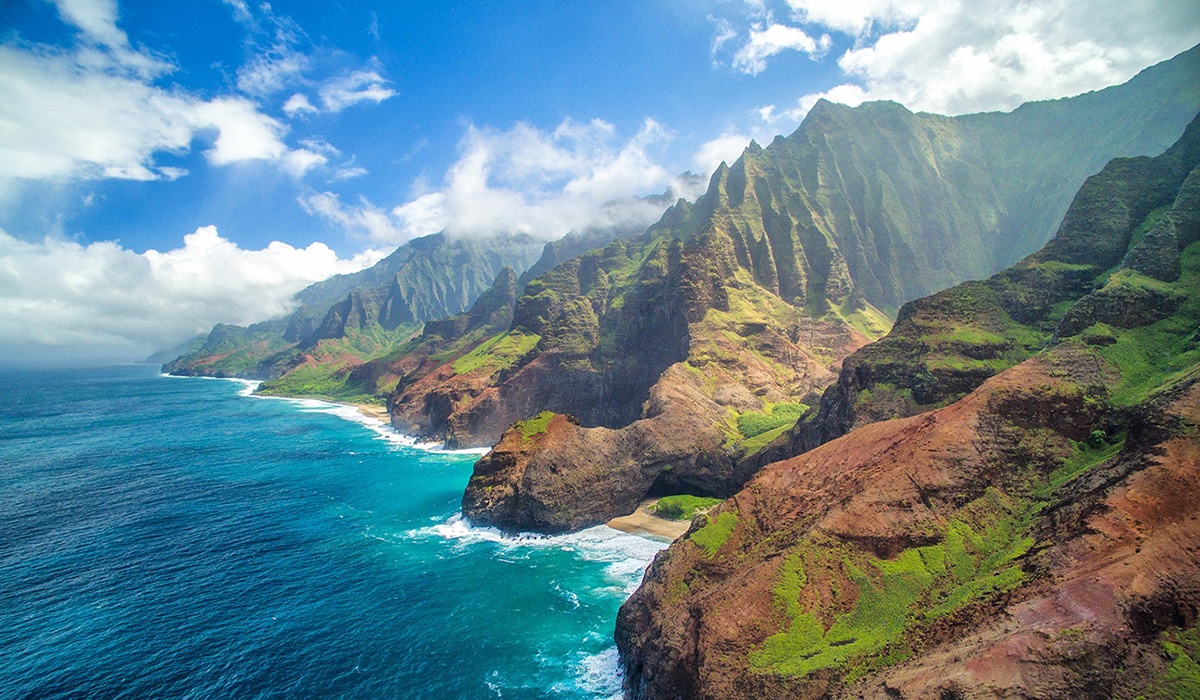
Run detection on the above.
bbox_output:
[163,231,546,380]
[752,106,1200,468]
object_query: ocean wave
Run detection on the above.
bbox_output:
[575,646,624,700]
[162,374,490,456]
[159,373,261,396]
[411,514,668,598]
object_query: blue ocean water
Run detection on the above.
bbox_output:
[0,365,666,699]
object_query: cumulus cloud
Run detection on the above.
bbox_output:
[693,133,756,173]
[0,225,385,357]
[283,93,318,117]
[732,23,831,75]
[298,118,693,244]
[745,0,1200,125]
[391,118,680,241]
[0,0,324,191]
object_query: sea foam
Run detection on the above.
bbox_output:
[413,514,668,595]
[165,374,490,455]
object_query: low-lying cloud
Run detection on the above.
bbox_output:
[306,118,704,245]
[0,226,384,361]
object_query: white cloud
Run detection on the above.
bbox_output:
[282,93,318,117]
[331,166,368,180]
[0,4,324,192]
[318,70,397,112]
[693,133,754,173]
[759,83,870,127]
[750,0,1200,124]
[300,118,687,244]
[391,192,447,239]
[237,49,309,96]
[53,0,128,50]
[299,191,405,244]
[732,23,830,75]
[709,16,738,57]
[189,98,289,165]
[784,0,913,36]
[0,225,385,357]
[394,118,677,240]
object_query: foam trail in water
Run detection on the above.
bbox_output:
[575,646,624,700]
[162,374,489,455]
[413,514,668,595]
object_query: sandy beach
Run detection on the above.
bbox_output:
[353,403,390,422]
[607,500,692,540]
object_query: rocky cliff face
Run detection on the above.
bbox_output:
[615,115,1200,700]
[751,111,1200,469]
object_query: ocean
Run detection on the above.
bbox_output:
[0,364,666,699]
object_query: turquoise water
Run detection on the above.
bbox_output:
[0,365,665,698]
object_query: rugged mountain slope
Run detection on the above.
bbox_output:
[615,115,1200,700]
[753,105,1200,468]
[252,222,670,406]
[162,232,544,386]
[395,48,1200,533]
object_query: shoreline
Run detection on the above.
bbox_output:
[606,499,692,541]
[350,402,390,422]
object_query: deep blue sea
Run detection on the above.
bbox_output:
[0,365,666,699]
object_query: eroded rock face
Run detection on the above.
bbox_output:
[437,54,1200,533]
[751,110,1200,470]
[616,359,1200,700]
[461,365,752,533]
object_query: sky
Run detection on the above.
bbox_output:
[2,0,1199,362]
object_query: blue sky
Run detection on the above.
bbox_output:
[1,0,1198,359]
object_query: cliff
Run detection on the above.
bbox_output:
[615,114,1200,699]
[161,231,544,397]
[753,106,1200,468]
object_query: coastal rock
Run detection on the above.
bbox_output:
[462,364,748,533]
[617,357,1200,699]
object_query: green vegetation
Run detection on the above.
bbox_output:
[829,300,893,341]
[166,232,543,384]
[1139,627,1200,700]
[738,423,793,456]
[751,489,1036,681]
[1036,435,1126,496]
[737,403,808,439]
[651,495,723,521]
[1090,244,1200,406]
[690,512,738,558]
[515,411,555,441]
[451,330,541,375]
[258,362,381,405]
